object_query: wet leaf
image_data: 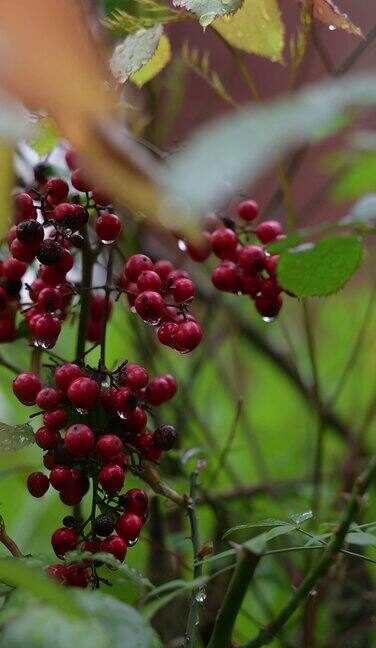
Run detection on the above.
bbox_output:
[110,25,163,81]
[309,0,363,37]
[277,235,362,297]
[173,0,242,26]
[214,0,284,62]
[0,422,34,452]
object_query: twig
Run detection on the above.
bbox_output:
[0,516,22,557]
[130,461,187,509]
[184,464,205,648]
[99,245,114,369]
[241,454,376,647]
[75,227,94,365]
[207,546,261,648]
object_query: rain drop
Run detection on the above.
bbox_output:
[76,407,89,415]
[177,238,187,252]
[328,24,336,31]
[195,587,207,604]
[127,537,139,547]
[262,316,275,323]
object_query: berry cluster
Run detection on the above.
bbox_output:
[14,359,178,587]
[185,199,285,320]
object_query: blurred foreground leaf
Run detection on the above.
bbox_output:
[341,194,376,227]
[131,34,171,87]
[0,145,14,240]
[277,235,362,297]
[214,0,285,63]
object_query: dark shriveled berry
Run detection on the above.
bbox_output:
[93,513,116,537]
[16,219,44,245]
[37,240,62,266]
[154,424,177,450]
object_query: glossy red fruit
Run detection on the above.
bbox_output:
[3,257,27,280]
[12,372,42,405]
[10,239,37,263]
[137,270,162,292]
[116,512,142,543]
[92,187,111,206]
[43,451,56,470]
[134,290,164,323]
[46,563,66,582]
[154,259,174,279]
[123,406,147,434]
[157,321,178,347]
[265,254,279,276]
[98,464,125,496]
[100,535,127,562]
[35,426,62,450]
[63,563,89,588]
[120,488,148,517]
[124,254,154,281]
[237,245,266,272]
[96,435,123,464]
[53,202,75,224]
[95,212,122,243]
[46,177,69,204]
[49,466,73,491]
[65,424,94,457]
[212,261,239,292]
[237,199,259,221]
[51,526,77,557]
[65,148,80,171]
[146,374,177,406]
[37,287,63,312]
[67,377,99,409]
[186,233,212,262]
[14,193,36,221]
[40,265,66,286]
[71,168,92,193]
[0,316,15,342]
[115,387,138,415]
[34,313,61,347]
[173,321,203,353]
[55,248,74,273]
[27,471,49,497]
[238,270,261,298]
[255,293,283,319]
[256,220,283,244]
[59,484,86,506]
[54,363,84,391]
[211,227,238,260]
[171,278,195,303]
[43,408,67,431]
[120,363,149,390]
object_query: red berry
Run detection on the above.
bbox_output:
[173,321,203,353]
[14,193,37,221]
[55,248,74,273]
[46,563,66,582]
[98,464,125,496]
[212,261,240,293]
[136,270,162,292]
[37,287,63,312]
[49,466,73,491]
[96,434,123,464]
[46,177,69,204]
[256,220,283,244]
[43,408,67,430]
[43,451,56,470]
[265,254,279,276]
[0,287,8,310]
[171,278,195,303]
[95,212,122,244]
[27,471,49,497]
[211,228,238,260]
[10,238,36,263]
[120,488,148,517]
[65,148,80,171]
[67,377,99,409]
[0,316,15,342]
[35,426,62,450]
[51,527,77,557]
[115,387,138,415]
[157,321,178,347]
[34,313,61,347]
[186,234,212,262]
[238,270,261,297]
[100,535,127,562]
[71,168,92,193]
[147,374,177,406]
[63,563,89,588]
[255,293,283,318]
[40,265,66,286]
[123,406,147,434]
[135,290,164,323]
[65,424,94,457]
[124,254,154,281]
[116,512,142,544]
[53,202,74,224]
[92,187,111,206]
[54,363,84,391]
[120,363,149,390]
[237,245,266,272]
[3,257,27,280]
[237,199,259,221]
[59,483,86,506]
[154,259,174,279]
[13,372,42,405]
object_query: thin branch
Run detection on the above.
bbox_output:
[241,454,376,648]
[75,226,94,365]
[99,245,114,369]
[185,465,205,648]
[0,355,21,375]
[0,516,22,557]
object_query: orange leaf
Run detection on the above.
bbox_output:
[310,0,363,37]
[0,0,161,218]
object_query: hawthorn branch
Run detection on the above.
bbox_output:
[241,454,376,648]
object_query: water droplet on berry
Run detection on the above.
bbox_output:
[130,306,136,314]
[34,339,51,350]
[100,238,116,245]
[177,238,187,252]
[262,316,275,323]
[127,537,139,547]
[76,407,89,415]
[117,410,128,420]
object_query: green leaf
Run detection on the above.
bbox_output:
[110,25,163,81]
[0,606,107,648]
[277,235,362,297]
[214,0,285,62]
[174,0,241,26]
[330,152,376,202]
[244,524,297,554]
[165,74,376,214]
[289,510,313,526]
[223,518,291,540]
[131,33,171,87]
[0,559,82,618]
[29,117,59,156]
[341,194,376,227]
[0,422,34,452]
[311,0,363,37]
[345,531,376,546]
[75,591,162,648]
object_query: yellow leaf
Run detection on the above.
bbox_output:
[29,117,60,156]
[0,145,14,240]
[131,34,172,87]
[214,0,285,63]
[311,0,363,37]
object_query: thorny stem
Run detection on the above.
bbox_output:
[241,454,376,647]
[207,547,260,648]
[184,465,204,648]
